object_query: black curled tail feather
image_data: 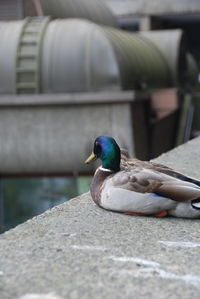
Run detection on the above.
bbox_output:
[191,198,200,210]
[182,175,200,209]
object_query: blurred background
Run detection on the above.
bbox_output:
[0,0,200,232]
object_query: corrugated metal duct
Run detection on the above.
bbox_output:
[0,18,121,94]
[41,19,121,93]
[24,0,118,27]
[101,27,171,90]
[0,18,185,94]
[185,53,199,88]
[140,30,186,87]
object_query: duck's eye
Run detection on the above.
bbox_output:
[94,142,101,155]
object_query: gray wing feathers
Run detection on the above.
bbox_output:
[112,168,200,202]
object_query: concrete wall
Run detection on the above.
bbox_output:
[0,92,139,174]
[104,0,200,16]
[0,0,24,20]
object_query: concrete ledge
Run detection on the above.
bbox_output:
[1,137,200,298]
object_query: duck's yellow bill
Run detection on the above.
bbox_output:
[85,152,97,164]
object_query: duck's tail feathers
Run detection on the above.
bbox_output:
[191,198,200,209]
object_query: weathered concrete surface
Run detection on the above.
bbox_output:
[1,137,200,298]
[104,0,200,16]
[0,92,135,174]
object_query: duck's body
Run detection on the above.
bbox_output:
[85,136,200,218]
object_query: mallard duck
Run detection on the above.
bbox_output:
[85,136,200,218]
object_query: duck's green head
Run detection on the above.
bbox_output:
[85,136,121,172]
